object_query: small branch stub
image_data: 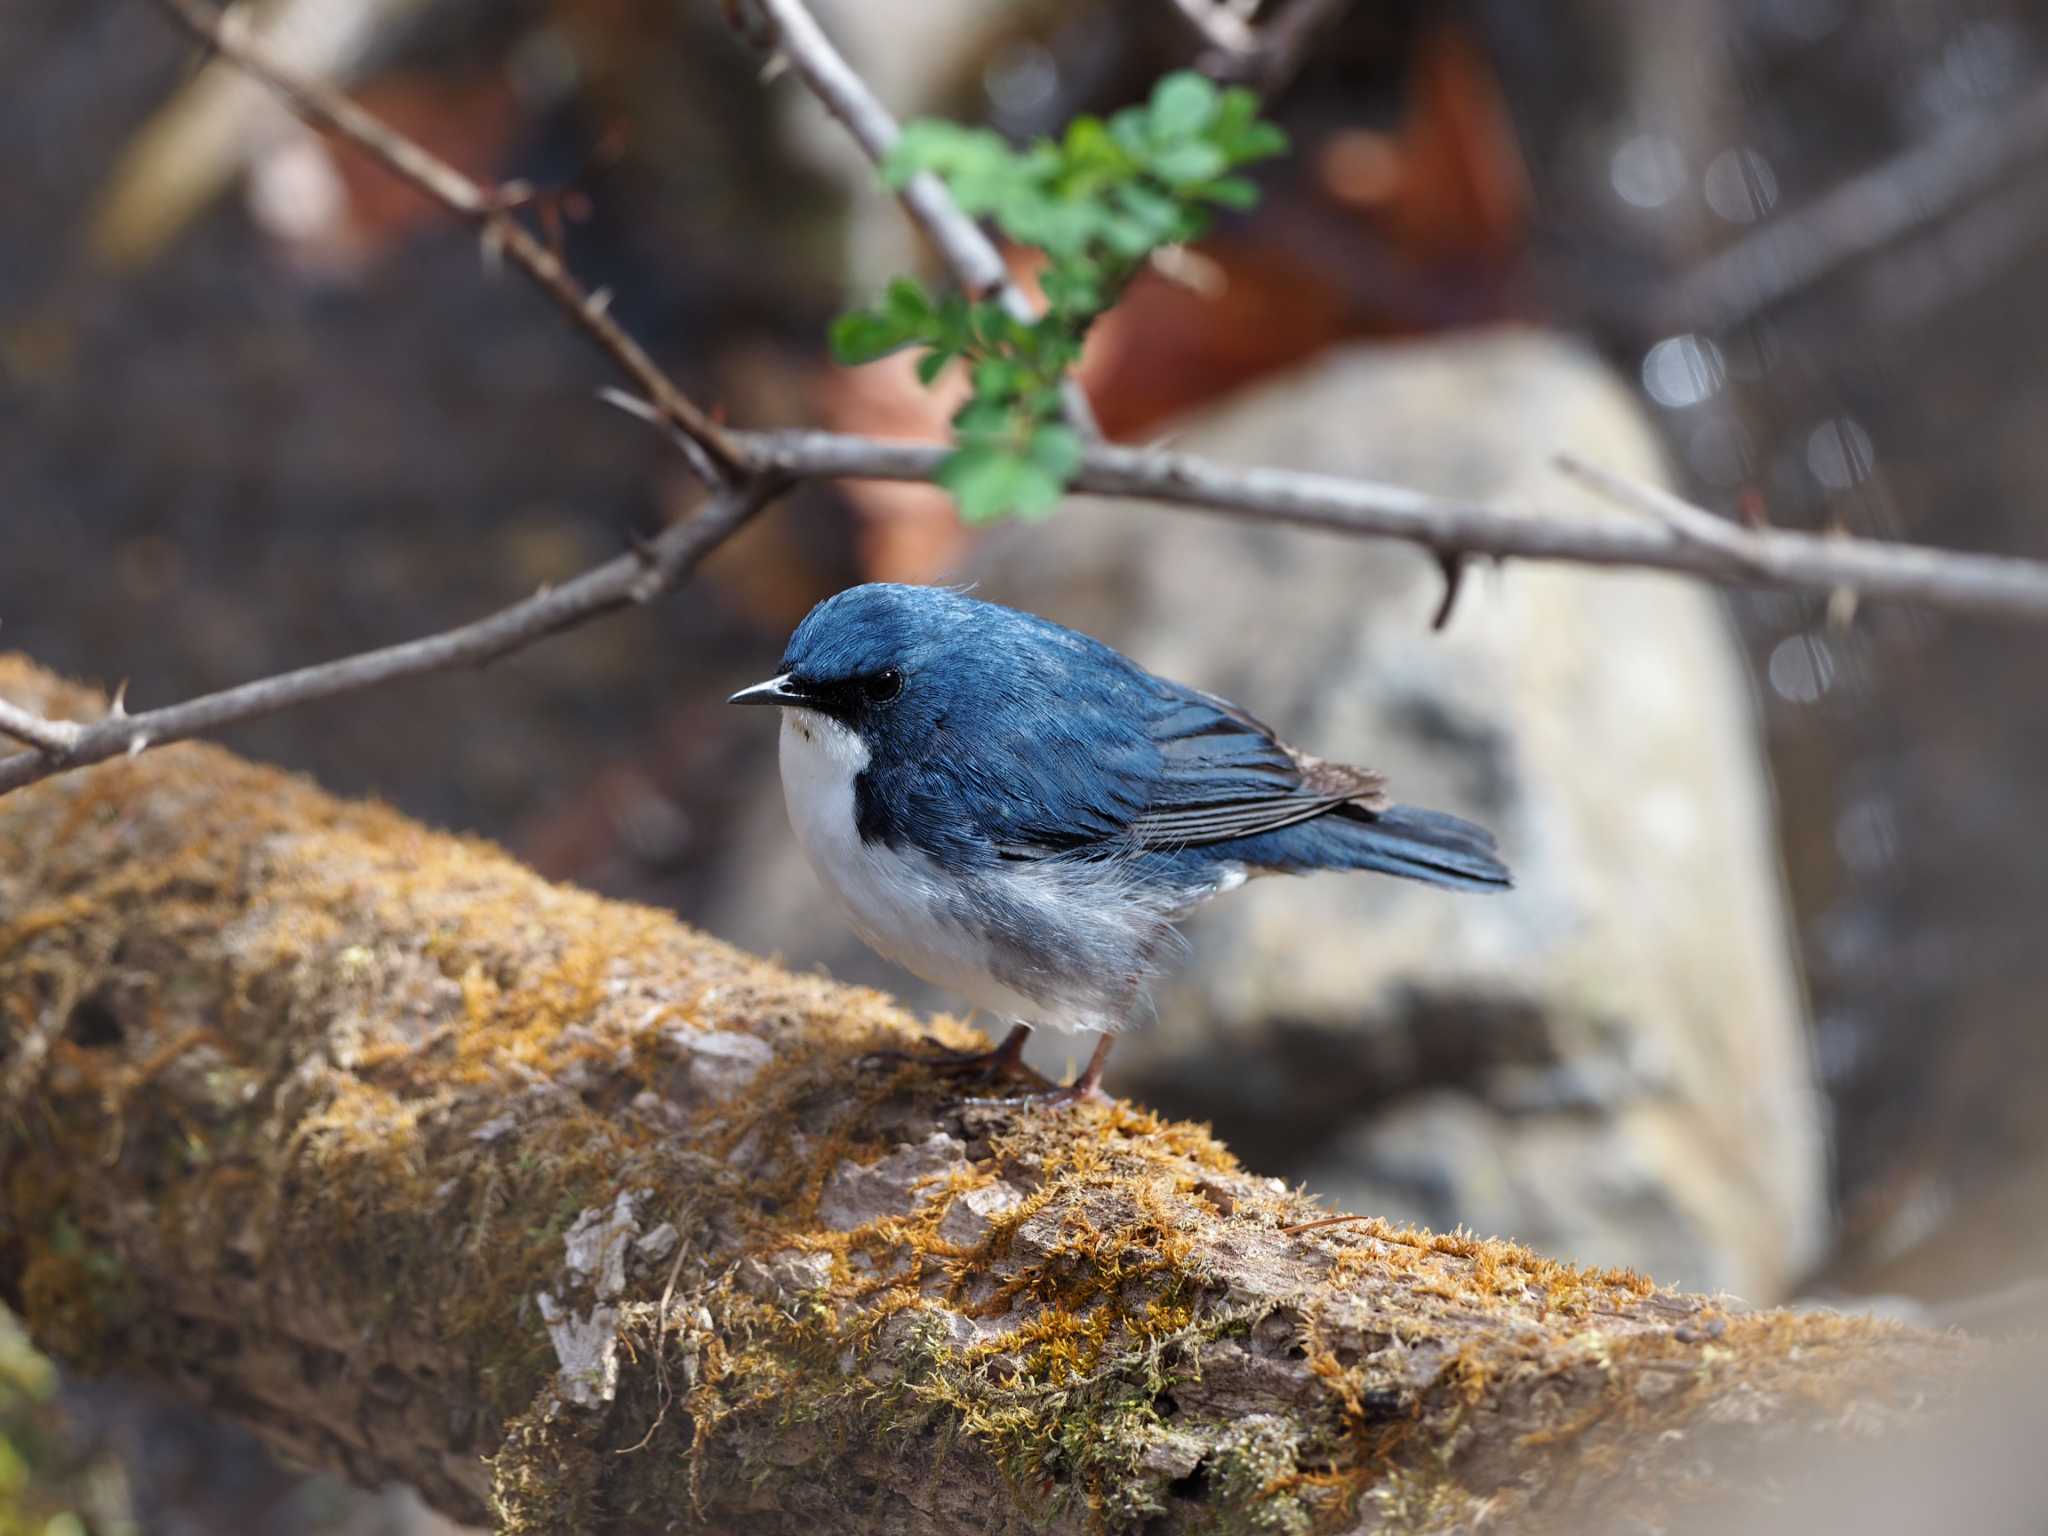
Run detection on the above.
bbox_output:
[0,698,83,755]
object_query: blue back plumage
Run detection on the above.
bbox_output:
[780,584,1510,894]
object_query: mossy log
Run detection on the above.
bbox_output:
[0,658,1970,1533]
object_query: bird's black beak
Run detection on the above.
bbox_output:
[727,672,805,707]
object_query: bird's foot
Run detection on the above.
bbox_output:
[864,1023,1033,1084]
[963,1079,1110,1112]
[962,1035,1115,1111]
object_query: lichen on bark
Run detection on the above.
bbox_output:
[0,657,1971,1533]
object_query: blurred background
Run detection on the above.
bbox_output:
[4,0,2046,1528]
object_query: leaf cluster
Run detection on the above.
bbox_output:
[830,72,1288,521]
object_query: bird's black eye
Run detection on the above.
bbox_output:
[862,668,903,705]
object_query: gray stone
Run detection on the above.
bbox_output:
[817,1131,966,1232]
[535,1291,620,1408]
[936,1182,1021,1248]
[736,1248,837,1302]
[671,1026,774,1102]
[562,1190,642,1300]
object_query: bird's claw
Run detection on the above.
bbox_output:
[960,1080,1109,1112]
[862,1024,1034,1084]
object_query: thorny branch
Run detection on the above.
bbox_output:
[737,429,2048,621]
[1169,0,1261,58]
[1672,75,2048,333]
[10,0,2048,797]
[1169,0,1356,92]
[150,0,746,482]
[0,481,777,797]
[0,698,83,755]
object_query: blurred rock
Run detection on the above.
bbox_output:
[713,329,1826,1300]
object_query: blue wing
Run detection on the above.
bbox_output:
[849,596,1506,890]
[876,640,1382,859]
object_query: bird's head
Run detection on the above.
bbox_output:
[728,584,981,753]
[730,582,1134,777]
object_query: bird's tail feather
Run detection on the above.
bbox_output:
[1341,804,1511,891]
[1249,802,1511,892]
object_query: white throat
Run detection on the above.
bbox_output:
[776,706,1070,1026]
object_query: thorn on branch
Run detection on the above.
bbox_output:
[1169,0,1262,59]
[622,520,663,569]
[599,387,722,487]
[478,216,508,276]
[1431,551,1467,631]
[491,178,538,212]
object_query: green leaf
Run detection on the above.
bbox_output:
[936,442,1066,523]
[1234,122,1290,163]
[1040,261,1105,316]
[1100,216,1156,260]
[1210,89,1289,164]
[1107,106,1152,160]
[1114,182,1189,237]
[1026,424,1083,484]
[934,294,974,352]
[1148,72,1219,141]
[883,276,933,326]
[1061,114,1131,175]
[829,309,914,365]
[828,277,939,365]
[888,121,1039,218]
[999,193,1104,258]
[1150,140,1229,186]
[1201,175,1261,211]
[915,349,954,387]
[952,396,1016,436]
[971,356,1021,398]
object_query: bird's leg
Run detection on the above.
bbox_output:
[865,1022,1034,1081]
[969,1033,1117,1109]
[1039,1034,1116,1109]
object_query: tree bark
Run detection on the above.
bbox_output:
[0,657,1970,1533]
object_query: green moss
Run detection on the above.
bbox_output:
[1200,1418,1317,1536]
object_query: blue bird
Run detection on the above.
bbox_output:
[730,583,1510,1103]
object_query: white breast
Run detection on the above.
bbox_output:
[777,709,1060,1025]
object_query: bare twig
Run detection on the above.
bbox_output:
[0,699,83,755]
[1553,453,1764,566]
[25,414,2045,804]
[0,482,778,796]
[1171,0,1261,57]
[1,0,793,798]
[1257,0,1357,94]
[1185,0,1356,94]
[735,428,2048,622]
[749,0,1100,439]
[1672,77,2048,333]
[150,0,747,481]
